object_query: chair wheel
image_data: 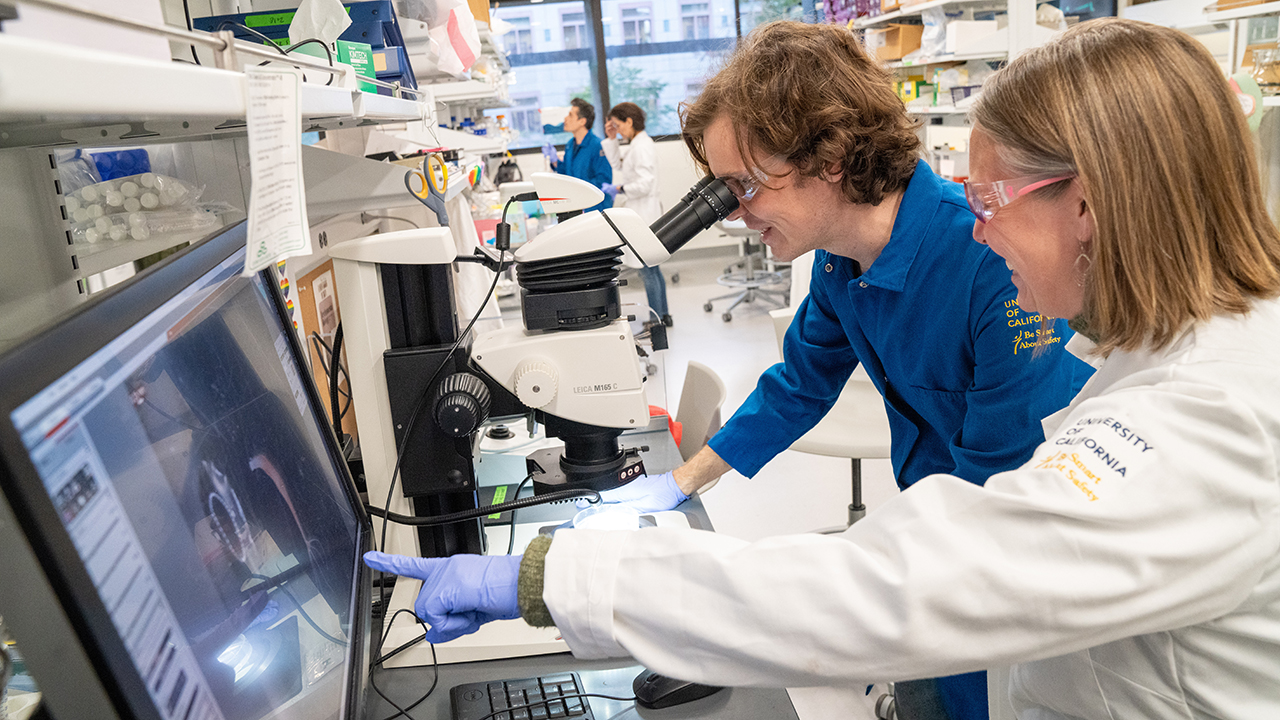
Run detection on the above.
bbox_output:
[703,302,714,312]
[670,272,680,284]
[722,312,732,322]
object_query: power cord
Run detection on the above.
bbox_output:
[365,486,600,527]
[369,608,438,720]
[506,474,535,555]
[371,249,508,667]
[216,21,336,86]
[180,0,200,65]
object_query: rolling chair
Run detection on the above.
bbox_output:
[703,219,789,322]
[674,360,728,493]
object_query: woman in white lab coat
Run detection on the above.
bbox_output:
[602,102,671,326]
[365,19,1280,719]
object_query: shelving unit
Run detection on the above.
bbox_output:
[885,50,1007,68]
[0,1,446,349]
[856,0,965,28]
[1205,0,1280,23]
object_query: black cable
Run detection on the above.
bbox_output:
[366,486,600,527]
[507,474,535,555]
[217,20,286,51]
[218,22,337,86]
[471,692,640,720]
[369,609,435,720]
[330,323,344,440]
[247,574,347,646]
[372,252,508,667]
[180,0,200,65]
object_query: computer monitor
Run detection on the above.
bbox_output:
[0,223,373,720]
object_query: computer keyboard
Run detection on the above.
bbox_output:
[450,672,597,720]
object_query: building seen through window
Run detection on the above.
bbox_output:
[490,0,751,148]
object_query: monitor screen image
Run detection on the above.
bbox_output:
[0,225,371,720]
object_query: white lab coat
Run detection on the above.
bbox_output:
[543,298,1280,719]
[601,131,661,224]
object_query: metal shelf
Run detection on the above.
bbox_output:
[886,51,1007,68]
[0,33,429,149]
[855,0,1004,28]
[1204,0,1280,22]
[907,105,970,114]
[431,78,512,108]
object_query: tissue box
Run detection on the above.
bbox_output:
[867,24,924,61]
[945,20,999,55]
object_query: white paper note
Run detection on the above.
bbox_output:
[243,67,312,277]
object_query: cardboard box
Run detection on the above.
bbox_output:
[881,0,901,13]
[297,260,360,444]
[868,24,924,61]
[467,0,490,24]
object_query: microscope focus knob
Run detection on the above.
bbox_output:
[515,361,557,408]
[434,373,491,437]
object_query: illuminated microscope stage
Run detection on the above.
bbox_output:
[379,450,695,668]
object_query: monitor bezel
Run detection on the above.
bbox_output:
[0,222,373,720]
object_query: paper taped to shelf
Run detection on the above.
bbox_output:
[244,67,313,277]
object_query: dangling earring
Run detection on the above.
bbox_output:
[1074,244,1093,288]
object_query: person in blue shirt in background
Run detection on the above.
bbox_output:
[563,21,1095,720]
[543,98,612,213]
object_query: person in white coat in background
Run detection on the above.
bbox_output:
[365,19,1280,719]
[602,102,671,327]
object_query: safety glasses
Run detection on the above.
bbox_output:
[964,174,1074,223]
[718,155,786,202]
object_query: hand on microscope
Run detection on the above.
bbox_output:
[575,471,688,514]
[363,551,520,643]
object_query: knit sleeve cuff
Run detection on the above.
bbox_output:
[517,534,556,628]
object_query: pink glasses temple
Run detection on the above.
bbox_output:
[1014,175,1074,198]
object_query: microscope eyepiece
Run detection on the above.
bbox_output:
[650,176,740,255]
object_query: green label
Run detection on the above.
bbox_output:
[487,485,509,519]
[245,7,350,27]
[245,12,295,27]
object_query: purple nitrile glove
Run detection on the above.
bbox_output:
[542,142,557,165]
[363,551,521,644]
[575,471,688,514]
[601,183,619,198]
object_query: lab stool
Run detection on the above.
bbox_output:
[703,220,789,322]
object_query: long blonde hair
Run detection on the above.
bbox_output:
[973,18,1280,355]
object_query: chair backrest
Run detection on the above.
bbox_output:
[675,360,728,463]
[769,305,874,384]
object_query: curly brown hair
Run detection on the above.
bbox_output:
[681,21,920,206]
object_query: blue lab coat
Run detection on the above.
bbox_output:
[708,160,1094,720]
[555,130,613,213]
